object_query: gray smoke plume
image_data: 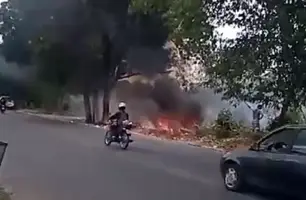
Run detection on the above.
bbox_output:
[113,74,202,127]
[0,56,31,81]
[112,78,258,127]
[126,47,169,76]
[190,89,251,124]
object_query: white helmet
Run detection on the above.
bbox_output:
[118,102,126,109]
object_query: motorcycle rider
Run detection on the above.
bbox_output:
[109,102,129,136]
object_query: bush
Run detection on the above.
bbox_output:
[267,108,302,131]
[193,108,263,150]
[0,186,11,200]
[214,109,235,138]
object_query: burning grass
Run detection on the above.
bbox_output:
[135,110,262,151]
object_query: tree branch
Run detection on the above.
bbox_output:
[117,70,172,80]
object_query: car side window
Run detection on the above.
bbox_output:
[259,129,298,151]
[292,129,306,154]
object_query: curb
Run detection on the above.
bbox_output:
[16,110,85,123]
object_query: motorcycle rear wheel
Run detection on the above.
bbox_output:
[104,131,112,146]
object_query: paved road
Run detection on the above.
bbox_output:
[0,112,279,200]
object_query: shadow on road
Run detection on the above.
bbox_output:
[247,189,301,200]
[104,145,157,155]
[127,146,158,155]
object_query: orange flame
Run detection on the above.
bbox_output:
[138,113,199,140]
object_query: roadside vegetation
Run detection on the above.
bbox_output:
[0,187,11,200]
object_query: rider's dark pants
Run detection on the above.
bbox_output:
[111,126,123,137]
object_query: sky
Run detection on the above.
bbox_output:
[0,0,239,39]
[216,25,240,39]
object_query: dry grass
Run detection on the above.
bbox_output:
[136,123,263,151]
[195,124,263,150]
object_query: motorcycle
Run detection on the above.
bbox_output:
[0,104,6,114]
[104,119,134,150]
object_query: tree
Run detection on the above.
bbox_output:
[0,0,216,124]
[130,0,214,57]
[130,0,216,94]
[0,0,99,121]
[205,0,306,126]
[0,0,169,123]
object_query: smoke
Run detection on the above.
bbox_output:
[190,89,251,124]
[126,46,169,76]
[111,74,260,127]
[0,57,31,81]
[112,74,202,127]
[9,0,170,75]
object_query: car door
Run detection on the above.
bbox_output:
[281,153,306,198]
[255,128,299,189]
[283,129,306,197]
[239,150,271,187]
[265,152,291,190]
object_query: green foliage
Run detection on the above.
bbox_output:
[286,107,306,124]
[214,108,234,138]
[267,107,306,130]
[35,42,77,87]
[211,108,262,140]
[205,0,306,114]
[130,0,215,59]
[0,0,215,115]
[0,1,32,65]
[24,80,65,110]
[216,109,233,127]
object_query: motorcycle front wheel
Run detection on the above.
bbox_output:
[104,131,112,146]
[119,132,130,150]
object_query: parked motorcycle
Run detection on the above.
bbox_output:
[104,119,134,150]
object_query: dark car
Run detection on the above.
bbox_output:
[220,124,306,198]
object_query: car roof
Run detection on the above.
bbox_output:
[255,124,306,144]
[270,124,306,134]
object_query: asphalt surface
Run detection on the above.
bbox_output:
[0,112,282,200]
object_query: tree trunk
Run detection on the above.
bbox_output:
[278,104,289,125]
[83,90,93,124]
[102,86,111,124]
[92,89,99,124]
[101,34,112,124]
